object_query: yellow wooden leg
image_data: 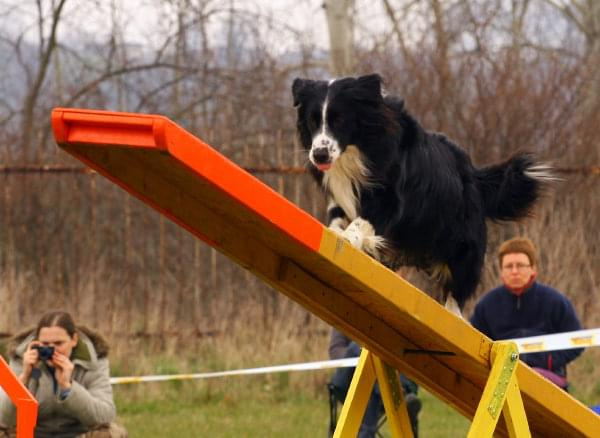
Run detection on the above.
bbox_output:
[334,348,414,438]
[372,354,414,437]
[502,375,531,438]
[334,348,377,437]
[468,342,530,438]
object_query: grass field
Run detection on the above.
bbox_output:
[3,330,600,436]
[111,347,600,437]
[114,375,470,437]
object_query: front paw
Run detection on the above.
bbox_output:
[328,217,349,237]
[341,217,375,250]
[342,227,363,248]
[362,235,388,261]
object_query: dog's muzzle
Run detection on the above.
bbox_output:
[312,147,329,163]
[311,147,332,171]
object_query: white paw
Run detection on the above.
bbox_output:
[341,217,375,250]
[341,226,363,248]
[444,296,463,318]
[363,235,388,261]
[328,217,349,236]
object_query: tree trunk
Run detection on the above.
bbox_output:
[20,0,68,162]
[323,0,356,76]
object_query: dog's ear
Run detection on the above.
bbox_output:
[356,74,384,97]
[292,78,309,108]
[292,78,314,108]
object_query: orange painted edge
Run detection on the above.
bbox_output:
[51,109,223,249]
[0,356,38,437]
[51,107,165,150]
[51,108,324,253]
[158,118,324,252]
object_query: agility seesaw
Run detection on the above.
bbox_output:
[49,108,599,437]
[0,357,38,437]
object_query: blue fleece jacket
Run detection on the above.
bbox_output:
[470,281,583,377]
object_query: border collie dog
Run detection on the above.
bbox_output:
[292,74,550,313]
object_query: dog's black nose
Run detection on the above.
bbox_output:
[312,147,330,164]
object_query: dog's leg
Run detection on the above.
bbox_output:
[444,295,463,318]
[445,242,485,320]
[432,265,464,318]
[326,201,349,236]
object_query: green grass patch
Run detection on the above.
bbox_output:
[114,377,470,437]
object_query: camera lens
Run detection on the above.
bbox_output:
[34,345,54,360]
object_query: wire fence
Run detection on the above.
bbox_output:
[1,165,600,175]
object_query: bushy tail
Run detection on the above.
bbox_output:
[475,153,553,221]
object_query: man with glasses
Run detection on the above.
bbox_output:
[470,237,584,390]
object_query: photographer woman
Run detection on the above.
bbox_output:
[0,311,126,437]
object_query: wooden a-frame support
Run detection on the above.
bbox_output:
[469,342,530,438]
[334,348,414,438]
[334,342,530,438]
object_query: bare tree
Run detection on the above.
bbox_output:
[544,0,600,55]
[19,0,68,162]
[543,0,600,142]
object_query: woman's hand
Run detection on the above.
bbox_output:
[51,351,74,390]
[19,342,41,385]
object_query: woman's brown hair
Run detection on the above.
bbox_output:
[35,310,77,338]
[498,237,539,267]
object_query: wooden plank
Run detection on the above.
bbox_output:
[0,356,38,437]
[51,108,600,437]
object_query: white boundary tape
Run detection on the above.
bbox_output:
[110,358,358,385]
[109,328,599,385]
[512,328,598,353]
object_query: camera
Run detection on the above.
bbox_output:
[33,345,55,361]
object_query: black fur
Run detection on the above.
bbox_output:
[327,206,347,224]
[292,74,547,308]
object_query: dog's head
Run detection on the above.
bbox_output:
[292,74,385,171]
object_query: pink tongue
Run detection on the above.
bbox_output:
[317,163,331,171]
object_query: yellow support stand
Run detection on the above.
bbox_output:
[469,342,530,438]
[338,343,531,438]
[334,349,414,438]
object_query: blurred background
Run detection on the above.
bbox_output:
[0,1,598,435]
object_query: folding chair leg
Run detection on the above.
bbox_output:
[328,384,339,437]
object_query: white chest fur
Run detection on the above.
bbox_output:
[322,145,371,220]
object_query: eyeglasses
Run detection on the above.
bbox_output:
[502,263,531,271]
